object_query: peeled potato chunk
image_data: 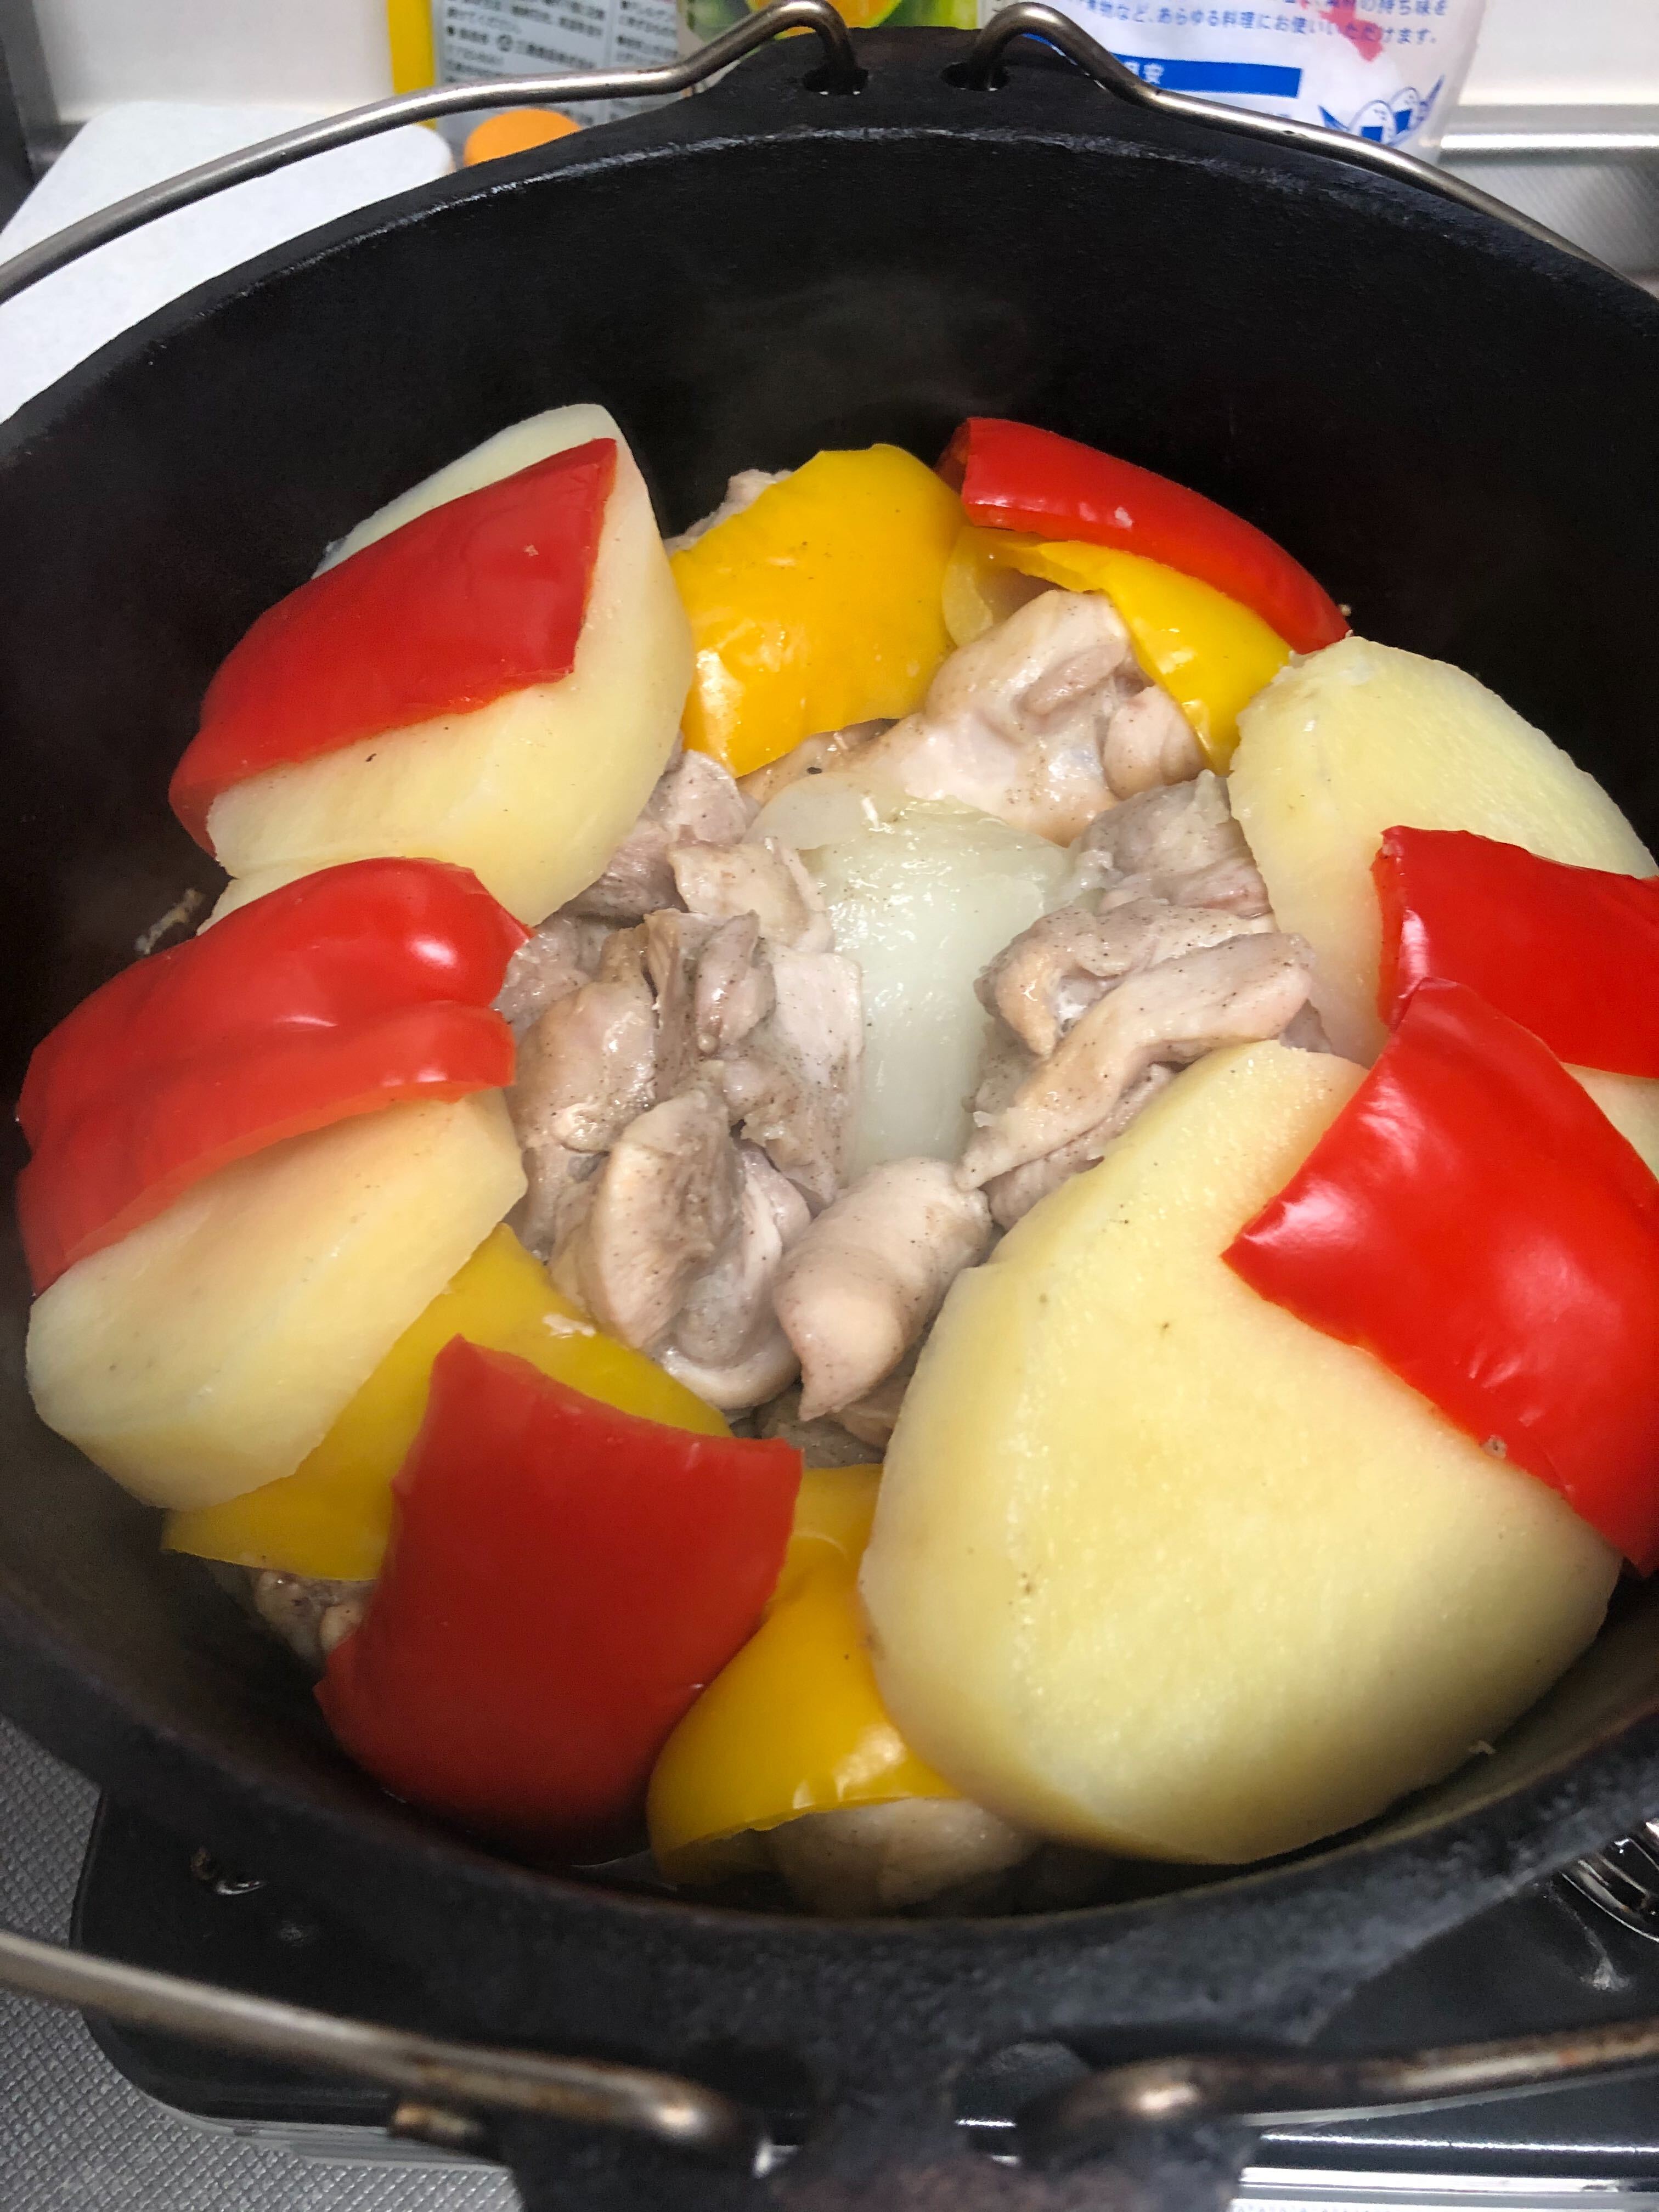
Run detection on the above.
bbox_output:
[205,410,691,925]
[861,1043,1619,1864]
[1230,639,1655,1063]
[26,1094,526,1512]
[318,402,619,569]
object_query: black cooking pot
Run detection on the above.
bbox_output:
[4,18,1659,2209]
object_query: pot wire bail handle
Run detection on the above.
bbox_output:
[1020,2011,1659,2172]
[15,1908,1659,2187]
[956,1,1617,279]
[0,0,861,313]
[0,1921,775,2171]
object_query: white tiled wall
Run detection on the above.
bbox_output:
[34,0,398,123]
[28,0,1659,121]
[1464,0,1659,105]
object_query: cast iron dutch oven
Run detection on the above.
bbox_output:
[4,13,1659,2205]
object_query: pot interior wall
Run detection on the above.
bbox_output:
[3,53,1659,1911]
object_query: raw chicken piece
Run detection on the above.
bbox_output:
[1071,769,1270,916]
[664,468,791,554]
[567,749,752,921]
[533,853,860,1337]
[858,591,1203,844]
[968,1025,1038,1130]
[692,918,776,1059]
[562,1100,807,1412]
[571,1086,739,1350]
[507,929,658,1258]
[494,914,611,1036]
[652,746,754,846]
[534,1158,603,1281]
[1099,684,1207,800]
[511,924,659,1256]
[764,1799,1036,1916]
[250,1571,371,1674]
[639,910,704,1097]
[721,950,863,1210]
[658,1147,810,1410]
[670,837,833,952]
[773,1159,992,1420]
[737,720,892,811]
[962,773,1300,1220]
[980,898,1271,1060]
[660,1332,798,1415]
[642,909,774,1093]
[960,933,1315,1189]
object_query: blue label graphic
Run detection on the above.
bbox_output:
[1319,76,1443,145]
[1115,53,1302,97]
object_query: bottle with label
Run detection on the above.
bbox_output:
[680,0,975,49]
[975,0,1488,157]
[389,0,680,128]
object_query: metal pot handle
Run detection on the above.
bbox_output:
[960,1,1611,274]
[0,0,1611,317]
[1021,2012,1659,2171]
[0,1918,771,2166]
[0,0,864,313]
[12,1909,1659,2200]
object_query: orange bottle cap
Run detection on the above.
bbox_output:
[463,109,582,165]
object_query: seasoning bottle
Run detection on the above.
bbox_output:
[388,0,678,129]
[680,0,976,49]
[976,0,1491,159]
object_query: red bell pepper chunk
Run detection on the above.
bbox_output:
[318,1339,802,1853]
[170,437,617,849]
[16,857,526,1293]
[1227,980,1659,1568]
[1376,827,1659,1077]
[939,418,1348,656]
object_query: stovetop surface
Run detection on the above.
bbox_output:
[69,1790,1659,2189]
[0,1717,516,2211]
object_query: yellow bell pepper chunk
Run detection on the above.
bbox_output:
[943,526,1291,770]
[163,1225,726,1582]
[646,1465,957,1883]
[672,446,962,778]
